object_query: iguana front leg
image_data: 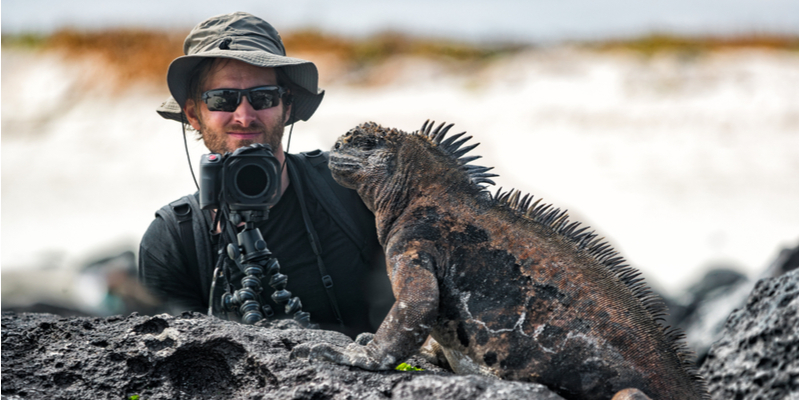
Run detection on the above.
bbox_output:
[292,249,439,370]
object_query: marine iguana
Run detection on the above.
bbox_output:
[292,121,709,400]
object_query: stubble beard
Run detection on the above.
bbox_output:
[198,113,286,155]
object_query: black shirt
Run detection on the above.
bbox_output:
[251,181,376,333]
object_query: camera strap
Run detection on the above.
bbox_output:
[171,199,199,274]
[166,194,216,309]
[287,161,346,327]
[292,151,371,253]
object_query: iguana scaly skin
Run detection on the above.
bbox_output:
[293,121,709,400]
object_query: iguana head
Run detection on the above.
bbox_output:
[328,122,400,191]
[329,120,497,213]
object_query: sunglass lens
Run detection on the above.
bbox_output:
[248,89,278,110]
[206,90,240,112]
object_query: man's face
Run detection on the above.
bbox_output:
[185,59,290,155]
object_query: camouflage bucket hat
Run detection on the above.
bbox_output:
[156,11,324,125]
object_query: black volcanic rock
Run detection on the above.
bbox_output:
[1,312,563,400]
[669,245,799,365]
[699,269,799,400]
[4,256,798,399]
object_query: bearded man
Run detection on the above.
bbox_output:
[138,12,392,338]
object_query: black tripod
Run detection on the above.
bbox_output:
[217,209,312,326]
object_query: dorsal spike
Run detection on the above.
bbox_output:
[452,143,480,159]
[473,178,496,186]
[570,226,590,238]
[551,210,569,228]
[533,202,552,215]
[519,194,532,211]
[508,190,521,209]
[460,156,483,165]
[543,209,560,224]
[493,187,504,200]
[444,136,473,153]
[525,198,543,216]
[560,221,582,236]
[420,120,433,137]
[439,131,467,149]
[465,164,490,173]
[431,122,453,144]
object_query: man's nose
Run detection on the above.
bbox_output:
[232,96,258,126]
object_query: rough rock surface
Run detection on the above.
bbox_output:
[1,312,564,400]
[675,269,756,364]
[3,266,798,400]
[670,245,799,364]
[392,375,563,400]
[698,269,799,400]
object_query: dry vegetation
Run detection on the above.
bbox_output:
[589,33,798,55]
[1,29,520,88]
[2,28,796,90]
[283,30,521,65]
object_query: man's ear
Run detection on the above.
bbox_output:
[283,102,293,125]
[184,99,203,130]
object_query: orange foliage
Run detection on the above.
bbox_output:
[44,29,185,86]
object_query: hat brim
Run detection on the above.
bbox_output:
[163,50,324,125]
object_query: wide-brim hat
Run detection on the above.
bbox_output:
[156,11,324,125]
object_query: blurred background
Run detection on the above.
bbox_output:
[1,1,797,322]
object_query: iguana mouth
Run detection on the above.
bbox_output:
[328,153,363,173]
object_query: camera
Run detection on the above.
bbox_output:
[199,143,282,211]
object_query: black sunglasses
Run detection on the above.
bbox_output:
[201,85,287,112]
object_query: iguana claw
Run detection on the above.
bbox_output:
[354,332,375,346]
[288,342,312,360]
[291,342,396,371]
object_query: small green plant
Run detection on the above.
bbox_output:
[128,395,140,400]
[395,363,424,371]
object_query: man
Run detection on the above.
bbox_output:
[139,12,392,338]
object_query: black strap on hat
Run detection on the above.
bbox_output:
[180,112,201,192]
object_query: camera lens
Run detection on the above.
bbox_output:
[220,144,282,211]
[236,164,269,197]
